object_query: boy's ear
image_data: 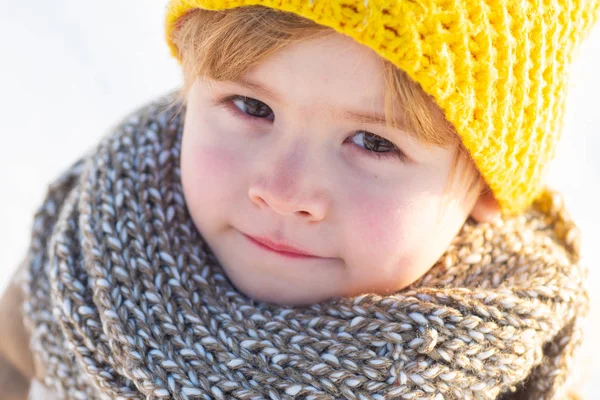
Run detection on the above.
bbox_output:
[470,186,501,223]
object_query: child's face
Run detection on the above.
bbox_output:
[181,33,482,306]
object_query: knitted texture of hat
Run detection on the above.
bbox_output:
[164,0,600,215]
[22,92,589,399]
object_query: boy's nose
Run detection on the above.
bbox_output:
[248,141,329,222]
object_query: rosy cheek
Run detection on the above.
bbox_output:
[181,139,245,219]
[183,142,242,185]
[350,192,406,254]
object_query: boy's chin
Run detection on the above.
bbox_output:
[228,277,333,307]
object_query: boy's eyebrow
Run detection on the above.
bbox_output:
[232,77,394,127]
[234,77,284,103]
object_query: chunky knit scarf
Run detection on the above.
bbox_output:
[21,92,589,400]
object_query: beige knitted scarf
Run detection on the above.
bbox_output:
[21,92,589,400]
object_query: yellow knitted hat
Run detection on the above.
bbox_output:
[164,0,599,215]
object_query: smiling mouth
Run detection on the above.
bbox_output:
[242,233,323,259]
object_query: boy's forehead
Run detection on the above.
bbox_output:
[240,33,388,108]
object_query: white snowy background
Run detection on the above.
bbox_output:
[1,0,599,397]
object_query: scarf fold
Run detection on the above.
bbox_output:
[22,91,589,400]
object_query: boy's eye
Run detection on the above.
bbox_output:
[350,131,407,162]
[232,96,274,120]
[225,95,405,162]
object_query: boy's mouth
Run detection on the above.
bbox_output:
[242,233,322,259]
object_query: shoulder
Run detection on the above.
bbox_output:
[0,264,34,376]
[10,90,185,392]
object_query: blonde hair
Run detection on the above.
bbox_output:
[169,6,484,201]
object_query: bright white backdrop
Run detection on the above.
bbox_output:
[1,1,599,397]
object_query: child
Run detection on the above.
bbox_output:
[1,0,598,399]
